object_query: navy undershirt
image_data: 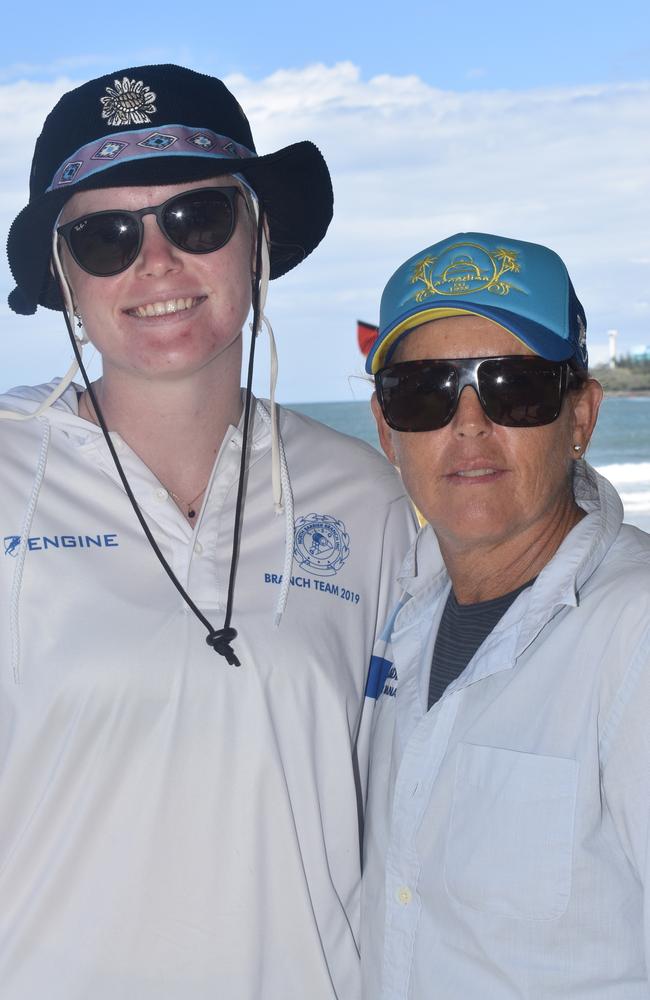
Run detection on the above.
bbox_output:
[428,578,535,710]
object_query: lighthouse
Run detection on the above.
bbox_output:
[608,329,618,369]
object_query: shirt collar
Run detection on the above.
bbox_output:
[395,462,623,649]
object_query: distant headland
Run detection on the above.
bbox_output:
[592,364,650,395]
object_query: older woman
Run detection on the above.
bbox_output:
[361,233,650,999]
[0,65,416,998]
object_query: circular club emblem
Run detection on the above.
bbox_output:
[411,242,522,302]
[293,514,350,577]
[433,242,499,295]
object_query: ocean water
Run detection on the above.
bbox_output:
[289,396,650,532]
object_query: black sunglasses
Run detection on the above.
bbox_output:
[57,186,240,277]
[375,355,581,432]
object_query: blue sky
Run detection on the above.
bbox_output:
[1,1,649,401]
[2,1,648,90]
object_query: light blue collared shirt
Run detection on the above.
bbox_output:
[362,465,650,999]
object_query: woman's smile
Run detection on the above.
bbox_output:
[126,295,205,318]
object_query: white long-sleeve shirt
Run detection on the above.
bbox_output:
[362,464,650,999]
[0,381,417,1000]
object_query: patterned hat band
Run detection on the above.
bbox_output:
[47,124,256,192]
[8,64,333,312]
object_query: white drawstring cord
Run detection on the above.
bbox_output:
[255,400,294,627]
[264,312,283,512]
[243,185,282,513]
[272,428,294,627]
[239,184,292,624]
[245,192,291,620]
[10,421,50,684]
[0,357,80,423]
[51,224,89,346]
[257,222,284,513]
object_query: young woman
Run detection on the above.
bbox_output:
[0,64,416,999]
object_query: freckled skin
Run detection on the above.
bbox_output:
[372,316,603,601]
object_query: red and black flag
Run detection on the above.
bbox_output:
[357,320,379,358]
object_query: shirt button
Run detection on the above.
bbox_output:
[194,542,204,555]
[154,487,168,502]
[396,886,412,906]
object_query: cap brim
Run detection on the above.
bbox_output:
[366,303,578,374]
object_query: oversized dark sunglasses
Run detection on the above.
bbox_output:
[375,355,581,432]
[57,186,240,277]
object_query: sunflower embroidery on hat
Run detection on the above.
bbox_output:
[410,242,523,302]
[100,78,157,127]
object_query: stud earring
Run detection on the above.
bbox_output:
[572,444,582,453]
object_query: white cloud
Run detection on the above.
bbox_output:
[0,64,649,400]
[0,56,108,84]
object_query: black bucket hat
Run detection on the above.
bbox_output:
[7,63,333,314]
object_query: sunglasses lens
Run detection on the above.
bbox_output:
[67,213,140,276]
[162,189,235,253]
[61,188,239,276]
[377,357,568,432]
[479,358,563,426]
[378,363,457,431]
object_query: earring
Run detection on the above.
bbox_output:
[572,444,582,453]
[73,313,88,346]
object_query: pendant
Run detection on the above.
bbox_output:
[188,509,196,519]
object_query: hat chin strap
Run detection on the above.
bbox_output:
[245,191,283,513]
[243,200,294,626]
[0,232,83,423]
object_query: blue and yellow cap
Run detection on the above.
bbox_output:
[366,232,588,374]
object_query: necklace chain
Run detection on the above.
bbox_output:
[79,390,208,519]
[166,486,208,519]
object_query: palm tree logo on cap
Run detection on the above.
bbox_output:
[411,243,522,301]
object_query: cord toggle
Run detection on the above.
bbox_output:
[206,627,241,666]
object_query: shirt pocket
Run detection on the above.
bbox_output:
[444,743,578,920]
